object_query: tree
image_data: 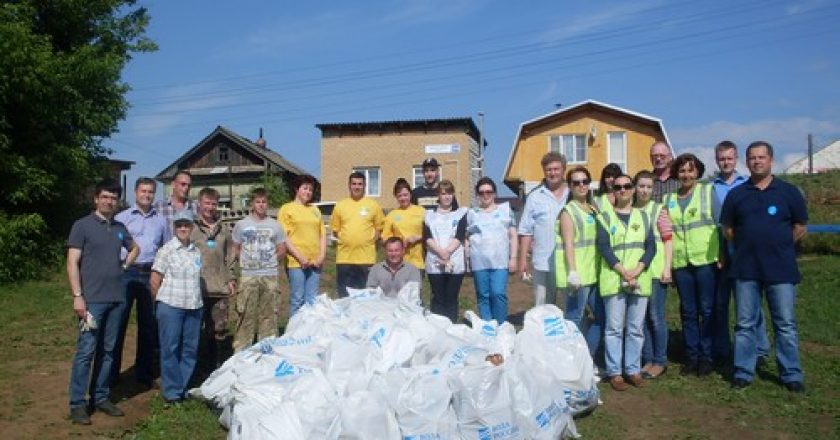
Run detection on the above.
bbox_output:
[252,172,291,208]
[0,1,155,281]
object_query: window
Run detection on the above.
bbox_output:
[353,167,380,197]
[549,134,587,163]
[412,165,443,189]
[218,146,229,162]
[607,132,627,172]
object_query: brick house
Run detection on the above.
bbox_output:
[317,118,484,210]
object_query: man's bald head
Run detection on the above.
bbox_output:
[650,141,673,172]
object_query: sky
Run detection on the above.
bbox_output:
[108,0,840,199]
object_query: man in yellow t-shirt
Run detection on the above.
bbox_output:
[330,171,384,297]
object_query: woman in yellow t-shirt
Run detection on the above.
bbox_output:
[278,174,326,316]
[382,178,426,271]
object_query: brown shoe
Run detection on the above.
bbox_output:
[609,375,629,391]
[627,374,646,388]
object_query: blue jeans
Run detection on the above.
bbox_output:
[564,284,603,357]
[715,274,770,360]
[674,264,717,364]
[112,269,156,384]
[472,269,509,323]
[642,280,669,366]
[604,293,648,376]
[69,301,126,408]
[287,267,321,316]
[156,302,202,401]
[733,281,803,384]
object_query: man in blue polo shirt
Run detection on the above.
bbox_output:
[711,140,769,367]
[67,179,140,424]
[721,141,807,393]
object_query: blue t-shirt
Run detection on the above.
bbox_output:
[720,177,807,284]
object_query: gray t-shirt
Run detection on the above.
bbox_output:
[67,213,134,302]
[232,215,286,277]
[366,261,422,297]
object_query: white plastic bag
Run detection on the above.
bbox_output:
[338,390,401,439]
[448,364,524,440]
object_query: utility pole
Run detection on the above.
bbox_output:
[807,133,813,174]
[478,111,485,177]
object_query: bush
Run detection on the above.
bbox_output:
[0,213,61,283]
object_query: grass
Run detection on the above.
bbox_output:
[781,170,840,254]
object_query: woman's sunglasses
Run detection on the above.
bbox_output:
[570,179,591,187]
[612,183,635,191]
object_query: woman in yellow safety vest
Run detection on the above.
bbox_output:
[596,173,656,391]
[594,163,622,212]
[556,166,603,358]
[664,154,721,377]
[634,170,674,380]
[382,178,426,272]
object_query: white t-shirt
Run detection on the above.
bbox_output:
[467,202,516,271]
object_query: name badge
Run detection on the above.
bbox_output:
[767,205,778,216]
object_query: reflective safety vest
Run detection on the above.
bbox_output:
[593,193,613,213]
[554,201,599,288]
[598,208,652,297]
[665,183,719,269]
[640,201,665,278]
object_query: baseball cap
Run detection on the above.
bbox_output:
[422,158,440,169]
[172,210,195,224]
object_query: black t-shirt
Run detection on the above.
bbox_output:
[67,213,134,302]
[411,185,459,210]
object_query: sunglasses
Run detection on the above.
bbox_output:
[571,179,591,187]
[477,190,495,195]
[612,183,635,191]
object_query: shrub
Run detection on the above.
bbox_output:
[0,213,61,283]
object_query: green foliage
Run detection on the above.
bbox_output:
[252,172,291,208]
[780,170,840,254]
[0,213,60,283]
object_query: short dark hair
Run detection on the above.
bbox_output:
[251,187,268,201]
[598,163,623,195]
[746,141,774,158]
[715,140,738,157]
[474,176,496,194]
[613,173,634,186]
[174,170,192,181]
[198,187,220,201]
[670,153,706,179]
[383,236,404,248]
[349,171,366,183]
[95,178,122,197]
[293,174,317,192]
[541,152,567,168]
[134,177,157,190]
[393,178,411,196]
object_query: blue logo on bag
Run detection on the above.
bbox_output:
[369,327,386,348]
[543,316,564,337]
[477,426,492,440]
[768,205,777,215]
[481,323,497,337]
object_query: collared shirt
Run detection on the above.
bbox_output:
[720,176,807,284]
[517,183,569,271]
[152,237,203,309]
[115,204,167,264]
[67,213,135,302]
[652,172,680,203]
[366,260,422,297]
[153,197,198,242]
[711,172,748,223]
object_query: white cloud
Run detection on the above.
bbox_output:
[125,84,241,137]
[380,0,479,25]
[537,1,664,42]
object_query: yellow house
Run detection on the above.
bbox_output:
[503,100,672,196]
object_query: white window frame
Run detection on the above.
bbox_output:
[412,165,443,189]
[607,131,628,172]
[549,134,587,164]
[353,166,381,197]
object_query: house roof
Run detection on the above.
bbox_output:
[502,99,673,187]
[316,117,485,145]
[155,125,308,181]
[784,139,840,173]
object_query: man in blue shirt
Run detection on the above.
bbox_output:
[721,141,808,393]
[112,177,168,388]
[711,141,769,368]
[517,152,569,307]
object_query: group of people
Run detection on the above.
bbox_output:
[66,138,807,425]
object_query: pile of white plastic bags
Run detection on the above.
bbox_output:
[195,284,599,440]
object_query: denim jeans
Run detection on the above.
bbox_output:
[733,281,803,384]
[112,268,156,384]
[287,267,321,316]
[604,293,648,376]
[564,284,603,357]
[156,301,202,401]
[69,301,126,408]
[715,274,770,360]
[336,264,370,298]
[674,263,717,364]
[642,280,669,366]
[472,269,509,323]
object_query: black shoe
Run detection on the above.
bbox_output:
[69,406,91,425]
[697,361,714,377]
[680,362,698,376]
[95,400,124,417]
[756,355,769,369]
[731,379,750,390]
[784,381,805,393]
